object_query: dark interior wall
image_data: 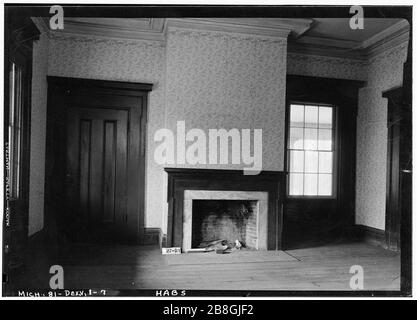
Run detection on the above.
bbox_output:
[283,75,365,249]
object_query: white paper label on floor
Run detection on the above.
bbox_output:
[162,247,181,255]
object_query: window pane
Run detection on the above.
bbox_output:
[318,174,332,195]
[8,63,15,197]
[319,152,332,173]
[304,174,318,195]
[290,104,304,127]
[289,150,304,173]
[318,129,332,150]
[289,173,303,196]
[289,127,304,149]
[319,107,333,129]
[287,104,335,197]
[9,62,23,199]
[305,105,318,128]
[305,151,318,173]
[304,128,317,150]
[15,66,22,197]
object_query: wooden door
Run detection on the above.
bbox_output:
[67,107,129,242]
[383,36,411,253]
[46,77,152,244]
[384,87,412,251]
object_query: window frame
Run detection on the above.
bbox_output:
[8,59,24,200]
[5,26,35,205]
[285,101,338,199]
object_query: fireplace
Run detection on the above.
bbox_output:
[165,168,284,250]
[183,190,268,252]
[191,200,258,249]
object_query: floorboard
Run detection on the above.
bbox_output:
[9,242,400,292]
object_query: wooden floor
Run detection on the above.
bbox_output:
[11,241,400,293]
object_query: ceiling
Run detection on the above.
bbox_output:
[289,17,408,59]
[36,17,409,59]
[302,18,402,42]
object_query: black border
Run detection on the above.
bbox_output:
[3,4,412,298]
[2,4,414,21]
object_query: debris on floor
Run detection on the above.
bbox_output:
[198,239,246,254]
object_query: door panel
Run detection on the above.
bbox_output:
[384,86,412,251]
[67,107,129,242]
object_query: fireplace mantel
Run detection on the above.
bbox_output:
[165,168,285,250]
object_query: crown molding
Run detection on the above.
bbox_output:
[31,17,50,35]
[293,35,359,50]
[32,17,409,62]
[287,43,366,60]
[360,20,410,58]
[288,35,366,60]
[36,17,313,42]
[288,19,410,61]
[46,17,166,42]
[356,19,409,50]
[165,18,313,39]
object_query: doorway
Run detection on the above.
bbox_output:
[45,77,152,243]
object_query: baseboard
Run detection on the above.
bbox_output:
[161,234,168,248]
[31,227,165,247]
[143,228,163,246]
[354,225,387,248]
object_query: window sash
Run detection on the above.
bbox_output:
[8,61,23,199]
[287,103,336,197]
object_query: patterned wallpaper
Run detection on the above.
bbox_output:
[29,32,49,236]
[165,28,288,172]
[29,28,408,235]
[356,43,408,230]
[48,33,167,229]
[46,30,288,233]
[287,53,367,81]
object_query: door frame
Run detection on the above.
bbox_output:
[383,87,403,251]
[45,76,152,244]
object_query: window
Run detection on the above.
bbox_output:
[287,103,335,197]
[8,61,23,199]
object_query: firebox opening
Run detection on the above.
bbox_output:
[191,200,258,250]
